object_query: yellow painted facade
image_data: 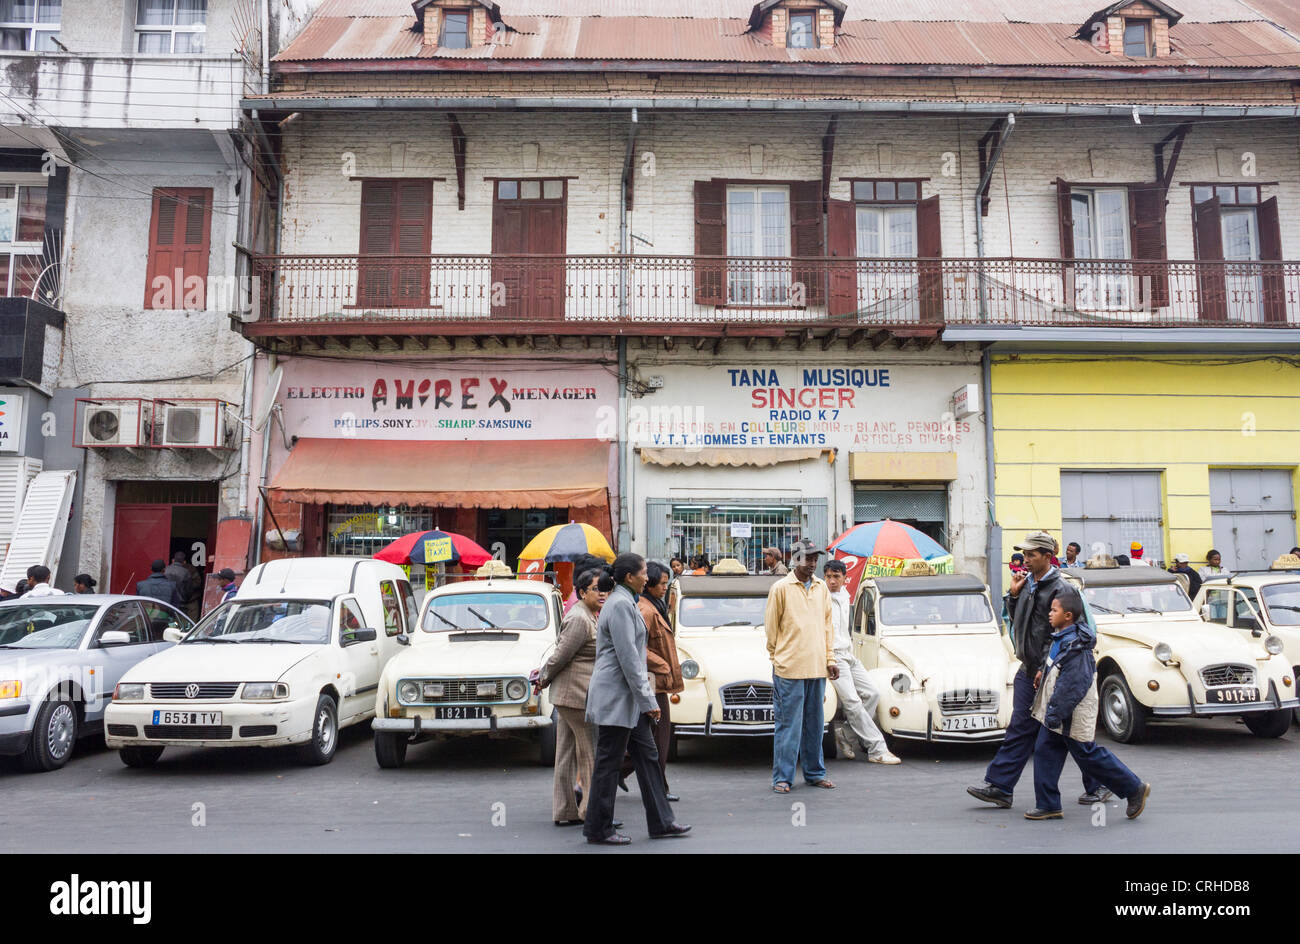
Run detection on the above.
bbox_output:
[991,355,1300,567]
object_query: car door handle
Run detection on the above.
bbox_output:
[369,645,379,655]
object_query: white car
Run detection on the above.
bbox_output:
[372,578,562,768]
[104,558,415,767]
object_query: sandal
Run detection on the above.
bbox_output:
[808,779,836,789]
[772,782,791,794]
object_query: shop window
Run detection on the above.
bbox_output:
[136,0,206,54]
[666,503,804,575]
[327,505,435,557]
[0,0,60,50]
[0,182,48,298]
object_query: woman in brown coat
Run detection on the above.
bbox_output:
[637,560,684,801]
[537,566,611,826]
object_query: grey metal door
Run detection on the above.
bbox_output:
[852,487,949,547]
[1210,469,1297,570]
[1060,471,1164,561]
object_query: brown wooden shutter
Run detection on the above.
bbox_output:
[1128,184,1168,309]
[917,193,943,323]
[790,180,824,306]
[1192,196,1226,322]
[1257,195,1285,324]
[359,180,396,307]
[827,198,856,318]
[693,180,726,306]
[394,179,432,307]
[359,179,431,308]
[145,187,211,309]
[1056,178,1074,259]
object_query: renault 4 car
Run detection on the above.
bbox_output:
[1063,564,1296,742]
[372,577,562,768]
[849,574,1018,743]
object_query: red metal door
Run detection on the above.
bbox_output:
[112,505,172,595]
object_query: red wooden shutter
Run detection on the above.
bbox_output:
[145,187,211,310]
[790,180,824,306]
[1192,196,1226,322]
[1128,184,1169,309]
[917,193,943,323]
[359,181,395,307]
[827,198,856,318]
[1257,196,1286,324]
[693,180,726,306]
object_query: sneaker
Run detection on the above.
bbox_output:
[834,726,857,760]
[1126,783,1151,820]
[867,751,901,765]
[1078,787,1113,805]
[1025,808,1064,820]
[966,783,1013,809]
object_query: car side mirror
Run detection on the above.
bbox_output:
[396,633,410,647]
[163,627,185,643]
[342,627,378,646]
[99,630,131,647]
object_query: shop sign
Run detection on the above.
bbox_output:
[423,537,453,563]
[0,393,24,453]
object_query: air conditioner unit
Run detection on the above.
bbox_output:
[76,399,151,448]
[154,399,235,450]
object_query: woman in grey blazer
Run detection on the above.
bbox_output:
[583,553,691,845]
[537,567,610,826]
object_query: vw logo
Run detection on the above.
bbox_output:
[185,683,200,699]
[746,685,758,699]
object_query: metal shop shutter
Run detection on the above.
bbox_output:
[0,457,40,560]
[853,488,948,523]
[1210,469,1297,570]
[1060,471,1163,561]
[0,468,76,590]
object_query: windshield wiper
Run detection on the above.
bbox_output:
[1267,605,1300,613]
[466,607,499,630]
[187,637,240,644]
[716,619,757,627]
[428,610,459,630]
[1126,605,1161,614]
[1089,604,1120,615]
[242,638,304,644]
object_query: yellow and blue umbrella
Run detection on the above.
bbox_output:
[519,522,615,563]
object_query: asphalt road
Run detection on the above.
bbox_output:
[2,717,1297,853]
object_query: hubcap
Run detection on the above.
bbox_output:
[47,704,74,759]
[317,707,336,754]
[1103,682,1128,734]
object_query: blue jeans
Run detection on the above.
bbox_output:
[1033,726,1142,811]
[984,669,1100,796]
[772,673,826,786]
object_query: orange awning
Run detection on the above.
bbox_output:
[269,438,611,509]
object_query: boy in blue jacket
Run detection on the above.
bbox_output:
[1026,587,1151,821]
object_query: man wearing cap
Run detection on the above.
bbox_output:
[764,539,839,793]
[1128,541,1151,566]
[1167,554,1201,600]
[218,568,239,603]
[761,547,788,576]
[968,531,1109,809]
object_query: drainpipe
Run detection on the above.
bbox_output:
[253,352,277,565]
[615,109,638,553]
[974,113,1015,323]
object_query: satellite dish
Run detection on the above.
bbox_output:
[253,366,284,433]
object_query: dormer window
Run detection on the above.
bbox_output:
[788,11,817,49]
[1123,18,1151,56]
[439,9,469,49]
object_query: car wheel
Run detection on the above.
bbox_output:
[538,708,557,767]
[22,697,78,772]
[299,694,339,766]
[822,726,838,761]
[374,731,408,769]
[1243,709,1291,739]
[120,746,164,768]
[1099,672,1147,744]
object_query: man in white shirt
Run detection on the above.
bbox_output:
[24,565,65,597]
[823,559,900,765]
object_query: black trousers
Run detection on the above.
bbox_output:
[621,692,672,789]
[584,715,674,840]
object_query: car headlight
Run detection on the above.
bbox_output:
[0,679,22,699]
[891,672,911,693]
[1264,635,1284,656]
[505,679,528,700]
[680,659,700,680]
[398,680,421,704]
[242,682,290,700]
[113,683,144,701]
[1153,642,1174,665]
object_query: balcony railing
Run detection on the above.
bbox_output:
[249,254,1300,330]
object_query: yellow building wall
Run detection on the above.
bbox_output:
[992,355,1300,567]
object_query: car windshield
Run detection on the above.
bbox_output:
[878,593,994,628]
[0,603,98,648]
[186,600,333,644]
[678,596,767,628]
[423,592,550,632]
[1261,583,1300,627]
[1084,583,1192,615]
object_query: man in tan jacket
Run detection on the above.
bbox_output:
[764,539,839,793]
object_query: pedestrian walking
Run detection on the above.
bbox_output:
[824,559,900,765]
[1168,554,1201,599]
[164,551,196,605]
[217,568,239,603]
[73,574,97,594]
[24,565,65,597]
[762,547,789,576]
[583,553,690,845]
[1198,549,1229,580]
[967,531,1109,810]
[137,559,184,607]
[1026,588,1150,820]
[765,539,839,794]
[637,561,683,801]
[537,566,610,827]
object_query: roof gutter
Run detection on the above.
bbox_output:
[240,97,1300,118]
